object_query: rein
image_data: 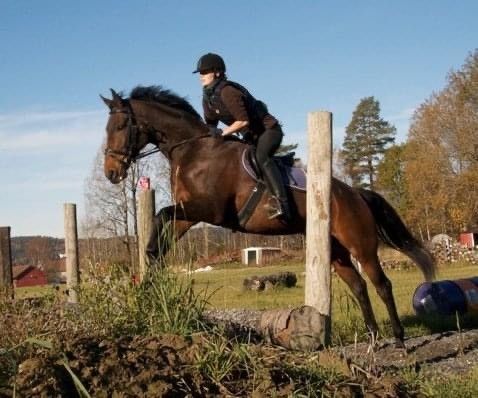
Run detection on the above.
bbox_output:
[134,147,161,160]
[133,134,210,161]
[165,134,210,156]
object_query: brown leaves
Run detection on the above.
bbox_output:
[403,50,478,235]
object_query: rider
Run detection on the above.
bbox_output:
[193,52,292,223]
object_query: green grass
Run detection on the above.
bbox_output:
[190,260,478,341]
[14,284,62,299]
[12,261,478,342]
[400,367,478,397]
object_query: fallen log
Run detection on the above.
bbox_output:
[204,305,324,351]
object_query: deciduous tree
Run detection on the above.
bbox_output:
[82,145,171,267]
[404,50,478,236]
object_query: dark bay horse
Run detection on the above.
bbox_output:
[101,86,435,347]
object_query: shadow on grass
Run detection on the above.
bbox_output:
[402,312,478,335]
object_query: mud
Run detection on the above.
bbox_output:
[3,328,478,397]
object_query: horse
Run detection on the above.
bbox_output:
[101,86,435,348]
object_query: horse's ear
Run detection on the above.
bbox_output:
[110,89,122,101]
[100,94,113,109]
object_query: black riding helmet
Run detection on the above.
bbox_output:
[193,53,226,74]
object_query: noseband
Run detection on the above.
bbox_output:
[104,106,139,167]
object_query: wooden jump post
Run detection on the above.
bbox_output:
[0,226,14,298]
[305,111,332,346]
[64,203,80,304]
[137,187,155,281]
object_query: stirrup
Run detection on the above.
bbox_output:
[264,197,284,220]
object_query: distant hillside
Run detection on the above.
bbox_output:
[10,236,64,266]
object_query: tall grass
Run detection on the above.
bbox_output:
[193,331,258,387]
[73,262,212,337]
[0,262,213,394]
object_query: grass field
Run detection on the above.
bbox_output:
[16,260,478,340]
[190,260,478,341]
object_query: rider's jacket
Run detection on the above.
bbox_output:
[202,79,278,141]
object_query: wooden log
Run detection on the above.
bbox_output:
[64,203,80,304]
[305,111,332,346]
[138,189,155,281]
[0,226,13,298]
[259,306,324,351]
[203,305,326,351]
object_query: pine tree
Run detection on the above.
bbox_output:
[342,97,396,189]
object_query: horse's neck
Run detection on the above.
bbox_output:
[170,137,246,170]
[134,101,207,147]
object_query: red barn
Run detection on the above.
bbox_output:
[12,265,48,288]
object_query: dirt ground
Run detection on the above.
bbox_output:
[3,324,478,397]
[340,329,478,379]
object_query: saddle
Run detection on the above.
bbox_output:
[242,148,306,191]
[237,148,306,227]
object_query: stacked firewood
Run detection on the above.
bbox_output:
[380,259,413,271]
[431,241,478,265]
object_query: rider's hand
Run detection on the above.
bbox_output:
[208,126,223,138]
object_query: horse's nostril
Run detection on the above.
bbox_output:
[108,170,115,181]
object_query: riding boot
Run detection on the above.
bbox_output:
[261,158,292,223]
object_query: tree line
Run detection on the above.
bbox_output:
[339,50,478,240]
[375,50,478,239]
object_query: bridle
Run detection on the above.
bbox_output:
[104,104,160,165]
[104,101,212,165]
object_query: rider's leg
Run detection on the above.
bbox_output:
[255,127,292,222]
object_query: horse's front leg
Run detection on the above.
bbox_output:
[146,204,197,267]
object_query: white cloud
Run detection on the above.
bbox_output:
[385,107,417,143]
[0,129,94,151]
[386,107,415,122]
[0,110,104,127]
[2,168,85,191]
[0,109,106,152]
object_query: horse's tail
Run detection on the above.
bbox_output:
[358,188,436,281]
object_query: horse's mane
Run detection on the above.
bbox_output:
[130,85,201,120]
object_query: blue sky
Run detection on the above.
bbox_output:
[1,1,477,237]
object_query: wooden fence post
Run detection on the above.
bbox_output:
[305,111,332,346]
[0,226,13,298]
[138,189,155,281]
[64,203,80,304]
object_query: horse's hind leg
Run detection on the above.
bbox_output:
[333,240,379,340]
[357,252,405,348]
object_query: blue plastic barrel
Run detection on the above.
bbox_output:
[454,279,478,313]
[413,280,467,316]
[469,276,478,288]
